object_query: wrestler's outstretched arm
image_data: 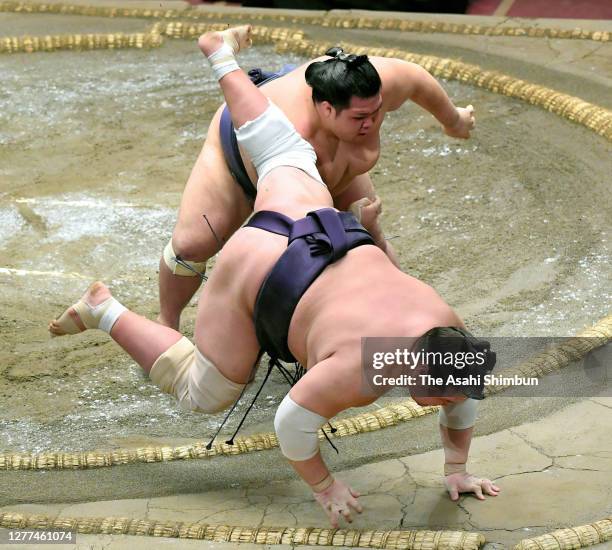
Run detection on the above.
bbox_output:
[440,423,501,500]
[378,57,475,139]
[274,355,371,528]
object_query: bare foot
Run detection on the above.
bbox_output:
[48,281,112,336]
[198,25,252,57]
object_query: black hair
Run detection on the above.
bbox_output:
[415,327,496,400]
[304,47,382,113]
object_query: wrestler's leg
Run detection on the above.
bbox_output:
[193,229,264,384]
[50,282,182,373]
[159,106,253,330]
[199,27,322,186]
[161,25,262,329]
[198,26,270,129]
[50,282,249,412]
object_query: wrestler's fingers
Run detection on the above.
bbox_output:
[348,198,372,222]
[372,196,382,213]
[472,483,485,500]
[466,104,474,114]
[447,484,460,501]
[340,507,353,523]
[355,197,372,208]
[361,197,380,213]
[349,487,360,499]
[328,508,340,529]
[348,495,363,514]
[483,482,500,496]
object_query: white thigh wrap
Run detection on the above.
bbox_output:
[438,398,478,430]
[149,337,246,414]
[274,394,327,461]
[235,101,324,186]
[163,240,207,277]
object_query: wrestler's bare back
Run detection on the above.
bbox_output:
[195,166,460,413]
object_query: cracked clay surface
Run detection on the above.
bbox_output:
[1,398,610,549]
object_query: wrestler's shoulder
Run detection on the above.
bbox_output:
[369,56,417,89]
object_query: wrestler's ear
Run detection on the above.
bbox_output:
[318,100,335,119]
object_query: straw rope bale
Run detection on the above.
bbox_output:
[0,1,608,42]
[0,401,437,471]
[2,7,611,141]
[514,517,612,550]
[0,23,302,53]
[0,511,486,549]
[155,21,304,43]
[0,30,162,52]
[485,313,612,396]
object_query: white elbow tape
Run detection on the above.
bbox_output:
[163,240,207,277]
[438,398,478,430]
[274,394,327,461]
[235,101,324,186]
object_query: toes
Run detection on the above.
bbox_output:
[48,322,65,336]
[236,25,253,51]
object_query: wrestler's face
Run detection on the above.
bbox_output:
[326,94,383,141]
[408,361,469,406]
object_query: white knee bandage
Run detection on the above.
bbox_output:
[274,394,327,461]
[438,398,478,430]
[235,102,324,186]
[149,337,246,414]
[163,240,207,277]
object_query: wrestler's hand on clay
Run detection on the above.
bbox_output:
[314,478,363,528]
[443,105,475,139]
[444,472,500,501]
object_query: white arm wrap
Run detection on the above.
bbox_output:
[274,394,327,461]
[438,398,478,430]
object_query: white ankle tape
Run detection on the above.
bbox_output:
[207,43,240,81]
[98,299,127,334]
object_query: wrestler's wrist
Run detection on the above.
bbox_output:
[310,473,334,493]
[370,229,386,249]
[444,462,467,476]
